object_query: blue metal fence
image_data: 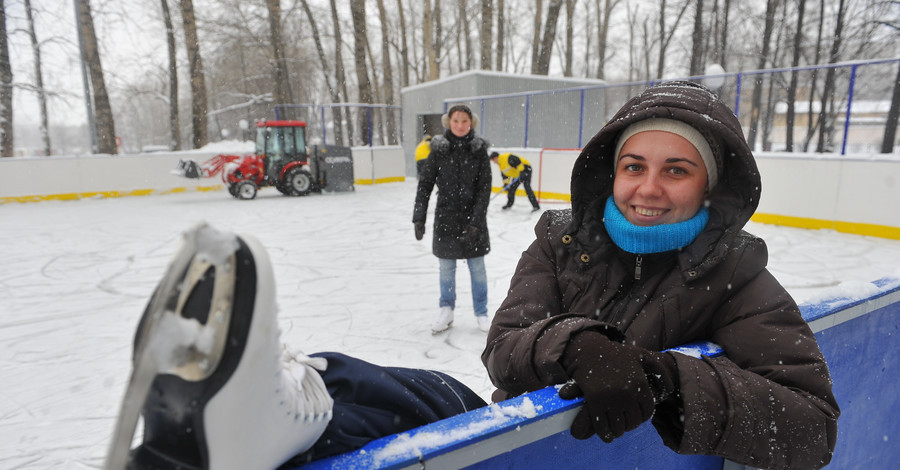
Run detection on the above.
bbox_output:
[443,57,900,155]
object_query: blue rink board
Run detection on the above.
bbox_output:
[299,281,900,470]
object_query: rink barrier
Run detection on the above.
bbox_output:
[0,145,405,203]
[300,279,900,469]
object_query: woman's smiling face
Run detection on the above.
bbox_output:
[613,130,709,226]
[448,111,472,137]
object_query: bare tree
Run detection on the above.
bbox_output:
[266,0,293,117]
[160,0,181,150]
[531,0,543,73]
[495,0,504,71]
[711,0,731,69]
[656,0,690,79]
[785,0,807,152]
[350,0,374,145]
[562,0,575,77]
[534,0,563,75]
[299,0,343,145]
[815,0,846,153]
[179,0,208,148]
[22,0,51,156]
[396,0,410,87]
[594,0,619,79]
[0,0,11,157]
[376,0,397,144]
[746,0,777,149]
[424,0,439,79]
[76,0,117,154]
[330,0,354,145]
[480,0,493,70]
[689,0,704,76]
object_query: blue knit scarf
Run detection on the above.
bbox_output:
[603,196,709,254]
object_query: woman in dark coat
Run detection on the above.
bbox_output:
[482,81,839,469]
[413,103,493,333]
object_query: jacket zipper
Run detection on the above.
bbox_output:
[634,255,643,280]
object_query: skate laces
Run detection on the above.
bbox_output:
[281,346,334,423]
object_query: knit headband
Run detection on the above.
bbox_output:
[614,118,718,189]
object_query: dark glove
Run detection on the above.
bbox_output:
[464,225,480,245]
[414,222,425,241]
[558,331,679,442]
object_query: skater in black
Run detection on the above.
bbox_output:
[490,151,540,211]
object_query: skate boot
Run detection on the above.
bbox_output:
[431,306,454,334]
[105,223,333,470]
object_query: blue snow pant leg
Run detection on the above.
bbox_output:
[283,352,489,465]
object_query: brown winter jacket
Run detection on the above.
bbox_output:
[482,82,839,470]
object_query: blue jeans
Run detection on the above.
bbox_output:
[438,257,487,316]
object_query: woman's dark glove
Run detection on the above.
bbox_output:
[414,222,425,240]
[464,225,480,245]
[558,331,679,442]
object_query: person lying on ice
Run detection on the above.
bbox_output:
[109,81,838,470]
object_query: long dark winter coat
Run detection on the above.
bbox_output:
[413,129,492,259]
[482,82,839,470]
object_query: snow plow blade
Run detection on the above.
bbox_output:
[171,159,202,179]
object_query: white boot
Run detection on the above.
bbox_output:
[476,315,491,332]
[431,306,454,334]
[109,223,332,470]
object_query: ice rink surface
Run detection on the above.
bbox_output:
[3,180,900,468]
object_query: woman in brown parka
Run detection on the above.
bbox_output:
[482,81,840,470]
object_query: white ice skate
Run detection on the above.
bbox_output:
[431,306,454,334]
[104,223,333,470]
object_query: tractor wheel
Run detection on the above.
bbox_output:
[285,168,313,196]
[235,181,258,200]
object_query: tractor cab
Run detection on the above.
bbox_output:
[255,120,308,184]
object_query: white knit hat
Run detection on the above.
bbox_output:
[614,118,719,189]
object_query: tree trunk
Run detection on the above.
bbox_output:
[76,0,117,154]
[746,0,776,150]
[595,0,617,79]
[0,0,12,157]
[179,0,208,149]
[397,0,410,88]
[816,0,845,153]
[480,0,493,70]
[688,0,704,76]
[160,0,181,150]
[350,0,374,145]
[435,0,443,76]
[786,0,806,152]
[495,0,504,71]
[300,0,343,145]
[563,0,575,77]
[424,0,438,79]
[535,0,563,75]
[531,0,543,74]
[330,0,354,145]
[803,0,825,152]
[881,62,900,153]
[376,0,397,144]
[24,0,51,156]
[266,0,293,117]
[715,0,730,69]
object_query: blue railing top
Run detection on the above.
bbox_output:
[442,57,900,105]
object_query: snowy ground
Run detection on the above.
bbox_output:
[3,180,900,469]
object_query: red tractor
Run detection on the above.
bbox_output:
[173,120,353,199]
